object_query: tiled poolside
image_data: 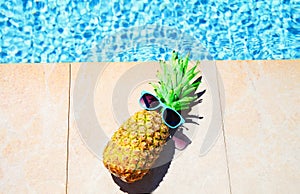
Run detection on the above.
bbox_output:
[0,60,299,193]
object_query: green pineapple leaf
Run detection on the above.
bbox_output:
[150,51,202,111]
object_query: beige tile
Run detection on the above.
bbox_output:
[68,62,230,193]
[67,62,124,194]
[0,64,69,193]
[217,60,300,194]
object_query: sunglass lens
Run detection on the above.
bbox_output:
[140,93,160,109]
[163,108,181,128]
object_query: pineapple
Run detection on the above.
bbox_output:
[103,51,201,183]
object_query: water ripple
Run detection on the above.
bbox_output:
[0,0,299,63]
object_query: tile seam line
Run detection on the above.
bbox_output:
[215,62,232,194]
[65,63,71,194]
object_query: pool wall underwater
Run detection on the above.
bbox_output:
[0,0,299,63]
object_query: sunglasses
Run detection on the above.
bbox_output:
[139,91,185,129]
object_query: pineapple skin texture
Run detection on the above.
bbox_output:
[103,110,169,183]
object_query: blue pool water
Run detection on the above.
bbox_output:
[0,0,299,63]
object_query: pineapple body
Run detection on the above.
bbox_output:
[103,110,169,183]
[103,51,201,183]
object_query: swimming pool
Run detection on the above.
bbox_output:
[0,0,299,63]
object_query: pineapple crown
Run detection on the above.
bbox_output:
[150,51,201,111]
